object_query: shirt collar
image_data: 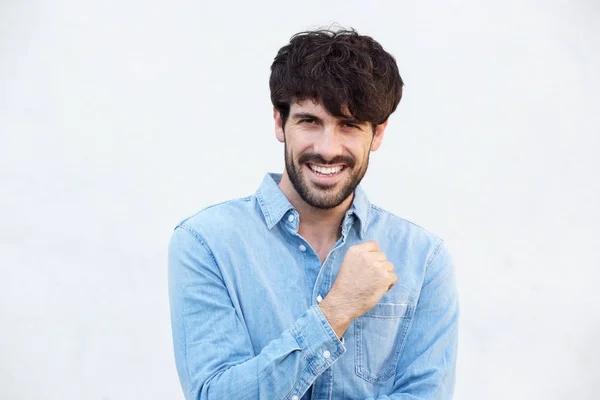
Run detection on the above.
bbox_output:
[256,173,295,230]
[256,173,371,238]
[348,183,371,239]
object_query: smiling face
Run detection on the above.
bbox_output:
[275,99,387,210]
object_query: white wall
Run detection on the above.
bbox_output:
[1,0,599,399]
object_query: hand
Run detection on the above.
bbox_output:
[318,241,397,338]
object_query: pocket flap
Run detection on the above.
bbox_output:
[364,302,414,319]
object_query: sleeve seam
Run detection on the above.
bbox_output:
[173,224,224,395]
[423,239,444,280]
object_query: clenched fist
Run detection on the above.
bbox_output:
[319,241,398,338]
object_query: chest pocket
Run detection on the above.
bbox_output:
[354,302,415,384]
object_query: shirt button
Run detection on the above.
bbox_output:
[316,295,323,303]
[299,244,306,252]
[288,215,294,222]
[291,396,299,400]
[323,350,331,359]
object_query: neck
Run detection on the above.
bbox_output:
[278,171,353,245]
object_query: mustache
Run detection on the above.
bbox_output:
[298,153,355,168]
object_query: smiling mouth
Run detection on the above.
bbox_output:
[307,163,346,176]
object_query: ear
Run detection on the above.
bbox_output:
[274,107,285,143]
[370,120,388,151]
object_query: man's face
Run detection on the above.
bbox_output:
[275,99,386,209]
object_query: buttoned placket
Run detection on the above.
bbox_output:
[285,209,355,400]
[309,212,355,400]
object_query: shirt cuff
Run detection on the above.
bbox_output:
[290,305,346,376]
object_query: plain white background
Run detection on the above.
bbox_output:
[1,0,599,399]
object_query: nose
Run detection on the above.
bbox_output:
[312,125,342,162]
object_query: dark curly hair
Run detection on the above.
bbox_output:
[269,28,403,128]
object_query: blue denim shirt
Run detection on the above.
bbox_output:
[168,173,459,400]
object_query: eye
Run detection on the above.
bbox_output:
[299,118,316,124]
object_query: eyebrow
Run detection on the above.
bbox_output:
[291,113,324,124]
[291,113,364,127]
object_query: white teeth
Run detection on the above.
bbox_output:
[309,164,343,175]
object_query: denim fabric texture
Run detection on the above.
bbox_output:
[168,173,459,400]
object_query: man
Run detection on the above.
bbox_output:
[168,28,459,400]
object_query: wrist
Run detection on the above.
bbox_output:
[318,297,353,339]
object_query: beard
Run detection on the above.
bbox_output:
[284,140,369,209]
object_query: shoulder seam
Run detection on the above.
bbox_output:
[424,238,445,277]
[176,224,221,271]
[370,204,442,241]
[178,194,256,226]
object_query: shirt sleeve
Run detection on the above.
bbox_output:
[369,241,460,400]
[168,226,346,400]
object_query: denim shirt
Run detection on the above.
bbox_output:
[168,173,459,400]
